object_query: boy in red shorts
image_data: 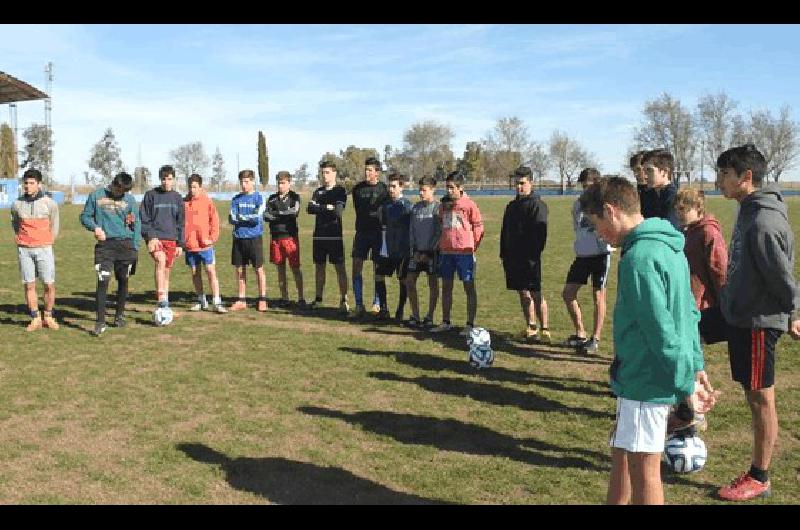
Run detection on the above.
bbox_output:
[265,171,305,308]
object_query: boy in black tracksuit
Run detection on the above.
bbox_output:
[140,165,185,309]
[500,166,550,343]
[264,171,304,307]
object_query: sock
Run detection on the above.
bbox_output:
[396,283,407,315]
[30,309,39,319]
[749,465,769,483]
[353,275,363,307]
[213,296,222,305]
[116,277,129,318]
[376,280,387,310]
[372,291,380,308]
[96,279,109,323]
[198,294,208,305]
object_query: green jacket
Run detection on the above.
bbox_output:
[611,218,704,404]
[79,187,142,250]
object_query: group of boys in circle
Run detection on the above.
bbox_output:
[8,143,800,504]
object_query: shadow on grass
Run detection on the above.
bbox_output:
[176,442,444,504]
[340,346,611,398]
[661,462,721,495]
[298,406,609,472]
[369,371,614,420]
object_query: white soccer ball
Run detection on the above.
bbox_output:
[153,306,174,327]
[663,433,707,473]
[468,326,491,348]
[468,344,494,369]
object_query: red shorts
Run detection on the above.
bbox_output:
[270,237,300,268]
[150,239,178,268]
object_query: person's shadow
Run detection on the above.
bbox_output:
[176,442,445,504]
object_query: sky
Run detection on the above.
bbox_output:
[2,23,800,185]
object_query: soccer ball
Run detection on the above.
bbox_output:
[153,306,174,327]
[663,433,707,473]
[468,344,494,369]
[467,326,491,348]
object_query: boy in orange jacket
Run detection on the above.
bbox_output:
[184,174,226,313]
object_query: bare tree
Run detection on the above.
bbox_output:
[483,116,532,183]
[0,122,18,179]
[526,141,550,187]
[22,124,54,186]
[87,128,125,187]
[549,130,595,192]
[293,163,310,188]
[170,141,210,185]
[634,92,697,184]
[402,120,455,178]
[696,92,738,173]
[210,147,226,191]
[749,105,800,182]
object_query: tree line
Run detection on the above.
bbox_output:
[1,91,797,189]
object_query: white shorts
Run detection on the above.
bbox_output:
[609,397,670,453]
[18,246,55,284]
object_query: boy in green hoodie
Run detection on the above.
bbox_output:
[579,176,718,505]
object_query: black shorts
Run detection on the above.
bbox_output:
[313,238,345,265]
[566,254,611,289]
[376,257,408,279]
[698,306,781,391]
[351,231,382,260]
[94,239,138,280]
[407,251,437,274]
[503,258,541,292]
[232,236,264,268]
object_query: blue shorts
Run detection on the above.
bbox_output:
[185,248,215,268]
[438,254,476,282]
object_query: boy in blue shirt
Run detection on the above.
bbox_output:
[229,169,268,312]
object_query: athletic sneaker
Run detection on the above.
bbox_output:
[538,329,552,344]
[92,322,107,337]
[582,337,600,355]
[42,314,59,330]
[113,316,126,328]
[404,316,420,329]
[230,300,247,311]
[371,302,381,314]
[430,321,453,333]
[190,302,208,312]
[307,299,323,310]
[351,305,367,320]
[297,299,308,310]
[459,324,474,337]
[26,316,43,332]
[521,326,539,341]
[563,334,589,348]
[374,309,391,321]
[214,304,228,314]
[718,472,771,501]
[257,300,269,312]
[339,300,350,315]
[420,316,435,330]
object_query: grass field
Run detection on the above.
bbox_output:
[0,193,798,504]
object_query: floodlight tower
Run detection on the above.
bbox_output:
[9,103,19,175]
[44,62,54,182]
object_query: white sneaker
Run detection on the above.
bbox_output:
[214,304,228,314]
[459,325,474,337]
[430,322,453,333]
[190,302,208,312]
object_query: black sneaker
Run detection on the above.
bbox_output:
[297,299,308,310]
[403,316,420,329]
[581,337,600,355]
[308,299,323,310]
[375,309,391,321]
[113,316,127,328]
[92,322,107,337]
[420,316,435,330]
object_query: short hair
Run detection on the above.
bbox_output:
[445,170,465,187]
[579,176,640,218]
[319,160,337,171]
[364,157,382,171]
[578,167,602,184]
[159,165,175,180]
[675,187,706,216]
[22,168,42,182]
[418,175,437,188]
[188,173,203,187]
[387,173,402,184]
[717,143,767,186]
[112,172,134,192]
[629,151,646,170]
[276,171,292,182]
[238,169,255,181]
[642,149,674,175]
[514,166,533,181]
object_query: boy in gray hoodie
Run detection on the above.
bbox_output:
[713,143,800,501]
[405,176,441,329]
